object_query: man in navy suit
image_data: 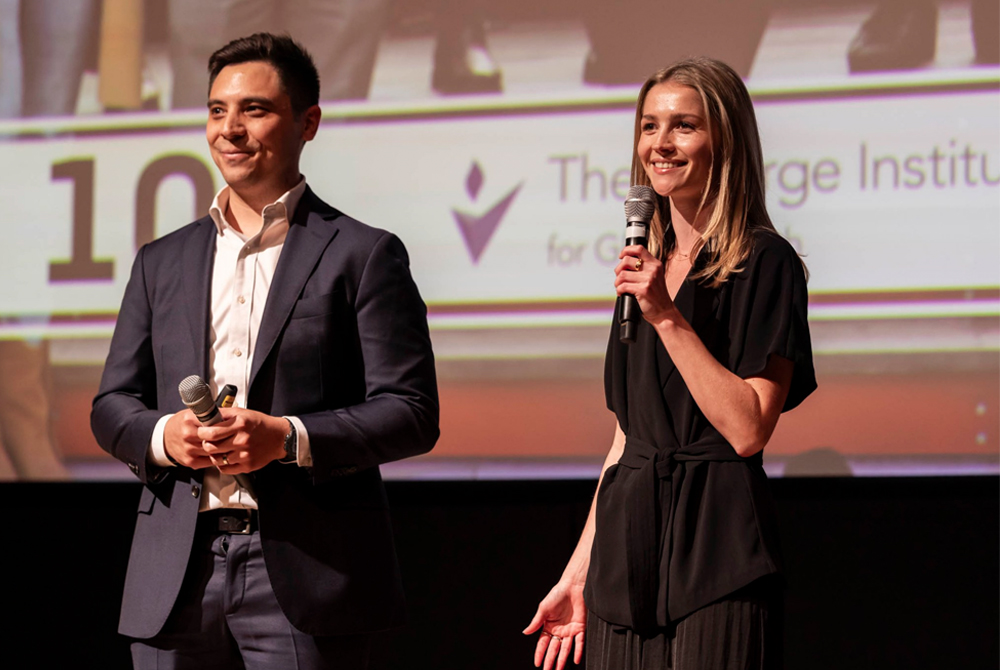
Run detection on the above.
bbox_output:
[91,33,439,669]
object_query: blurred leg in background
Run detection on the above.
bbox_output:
[848,0,998,73]
[169,0,391,108]
[580,0,771,85]
[972,0,999,64]
[847,0,938,73]
[168,0,272,109]
[0,0,22,117]
[0,340,70,481]
[431,0,502,95]
[292,0,392,101]
[19,0,101,116]
[0,0,100,118]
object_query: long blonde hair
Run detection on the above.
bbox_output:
[631,57,777,286]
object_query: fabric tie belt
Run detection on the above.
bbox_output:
[620,436,761,636]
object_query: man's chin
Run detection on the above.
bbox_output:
[218,169,256,190]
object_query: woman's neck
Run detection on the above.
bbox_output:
[668,197,713,257]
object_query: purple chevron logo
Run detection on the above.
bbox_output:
[452,161,523,264]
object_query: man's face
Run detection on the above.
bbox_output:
[206,61,318,200]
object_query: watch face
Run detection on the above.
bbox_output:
[284,423,296,458]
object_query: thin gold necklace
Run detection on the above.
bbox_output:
[669,248,693,262]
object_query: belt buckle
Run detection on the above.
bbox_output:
[218,511,253,535]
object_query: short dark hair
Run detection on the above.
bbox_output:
[208,33,320,114]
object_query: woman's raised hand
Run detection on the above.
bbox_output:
[614,244,675,325]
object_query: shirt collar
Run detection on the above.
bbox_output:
[209,177,308,236]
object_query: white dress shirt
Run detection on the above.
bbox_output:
[148,178,313,510]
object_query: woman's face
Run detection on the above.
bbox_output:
[637,81,714,205]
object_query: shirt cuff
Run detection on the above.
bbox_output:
[284,416,312,467]
[148,413,176,467]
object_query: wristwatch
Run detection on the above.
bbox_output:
[281,419,297,463]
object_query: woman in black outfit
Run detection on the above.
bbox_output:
[524,57,816,670]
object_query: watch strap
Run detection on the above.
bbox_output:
[281,419,297,463]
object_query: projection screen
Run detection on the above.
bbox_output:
[0,0,996,480]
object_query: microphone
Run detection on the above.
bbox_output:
[215,384,237,409]
[178,375,255,496]
[619,185,656,344]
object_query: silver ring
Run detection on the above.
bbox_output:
[221,454,229,466]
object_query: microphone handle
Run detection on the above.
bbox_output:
[209,392,257,500]
[619,232,648,344]
[205,388,256,496]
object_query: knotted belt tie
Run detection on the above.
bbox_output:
[620,436,761,637]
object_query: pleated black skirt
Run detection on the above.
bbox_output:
[585,579,783,670]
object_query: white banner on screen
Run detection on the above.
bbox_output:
[0,89,996,338]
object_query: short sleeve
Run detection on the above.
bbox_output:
[727,231,816,411]
[604,298,628,424]
[605,311,618,413]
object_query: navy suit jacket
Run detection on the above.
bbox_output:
[91,188,439,638]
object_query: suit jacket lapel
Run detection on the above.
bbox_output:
[182,216,217,381]
[249,188,341,390]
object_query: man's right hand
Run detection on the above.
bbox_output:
[163,410,214,469]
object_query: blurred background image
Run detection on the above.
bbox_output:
[0,0,996,480]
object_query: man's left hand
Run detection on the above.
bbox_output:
[197,408,289,473]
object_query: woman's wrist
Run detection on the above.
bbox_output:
[650,303,683,333]
[560,558,589,588]
[558,576,587,593]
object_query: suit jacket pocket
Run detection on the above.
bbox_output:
[290,291,344,320]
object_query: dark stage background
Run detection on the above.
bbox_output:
[2,476,997,669]
[1,0,997,482]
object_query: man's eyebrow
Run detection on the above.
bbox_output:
[206,96,276,108]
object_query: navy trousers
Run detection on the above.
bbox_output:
[131,521,372,670]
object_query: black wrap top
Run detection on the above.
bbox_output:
[584,229,817,636]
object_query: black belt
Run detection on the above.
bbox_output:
[198,508,258,535]
[621,436,761,636]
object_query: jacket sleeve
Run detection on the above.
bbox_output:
[299,232,440,482]
[90,245,169,485]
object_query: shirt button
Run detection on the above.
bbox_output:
[233,348,242,357]
[238,295,246,304]
[191,485,201,498]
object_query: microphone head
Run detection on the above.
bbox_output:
[624,185,656,224]
[178,375,217,422]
